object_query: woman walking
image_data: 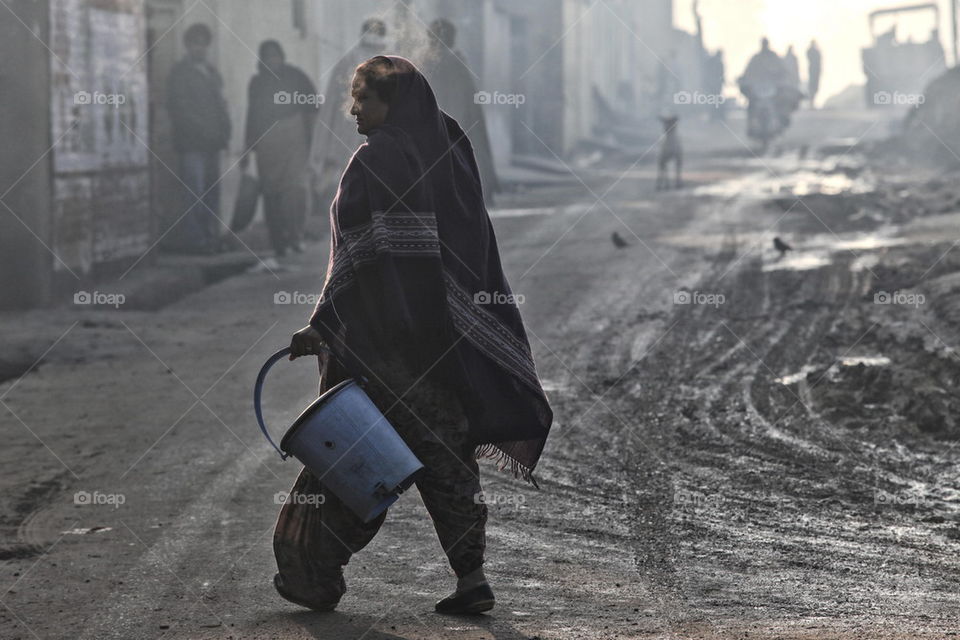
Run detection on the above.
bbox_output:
[274,56,553,614]
[242,40,318,257]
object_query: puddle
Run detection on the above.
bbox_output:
[776,356,889,385]
[831,235,907,251]
[694,164,872,200]
[61,526,113,535]
[763,251,832,272]
[850,254,880,272]
[661,229,903,269]
[540,379,569,393]
[763,230,906,272]
[489,202,592,219]
[490,206,558,218]
[840,355,891,367]
[774,365,818,385]
[785,170,868,196]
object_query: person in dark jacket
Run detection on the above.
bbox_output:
[241,40,319,257]
[166,23,231,253]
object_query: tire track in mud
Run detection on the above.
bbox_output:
[613,192,960,634]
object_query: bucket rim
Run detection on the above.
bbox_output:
[279,378,359,453]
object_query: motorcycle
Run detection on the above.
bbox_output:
[746,84,782,154]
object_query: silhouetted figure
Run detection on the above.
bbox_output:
[310,19,388,216]
[611,231,630,248]
[807,40,822,108]
[241,40,318,257]
[705,50,726,121]
[166,23,231,254]
[419,19,500,205]
[784,45,801,91]
[774,237,792,256]
[739,38,800,147]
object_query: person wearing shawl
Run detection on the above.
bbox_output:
[308,18,388,218]
[273,56,552,615]
[241,40,319,257]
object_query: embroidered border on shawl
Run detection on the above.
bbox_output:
[317,210,440,306]
[313,209,543,397]
[441,272,543,395]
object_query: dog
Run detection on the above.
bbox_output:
[656,116,683,191]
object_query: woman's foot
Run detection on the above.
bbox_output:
[273,572,345,612]
[435,568,494,615]
[434,582,495,615]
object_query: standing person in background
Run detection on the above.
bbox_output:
[807,40,822,108]
[309,18,388,219]
[419,18,500,205]
[705,50,726,122]
[784,45,801,92]
[166,23,231,254]
[241,40,319,259]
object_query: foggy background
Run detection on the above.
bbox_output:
[676,0,956,102]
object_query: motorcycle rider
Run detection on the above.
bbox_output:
[738,38,800,144]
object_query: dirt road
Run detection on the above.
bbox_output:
[3,110,960,639]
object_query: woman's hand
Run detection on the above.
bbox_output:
[289,325,326,360]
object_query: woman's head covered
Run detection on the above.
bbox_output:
[350,55,444,138]
[351,55,402,135]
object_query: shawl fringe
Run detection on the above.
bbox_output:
[474,443,540,488]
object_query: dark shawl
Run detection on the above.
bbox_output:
[309,56,552,482]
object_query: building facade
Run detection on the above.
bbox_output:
[1,0,676,309]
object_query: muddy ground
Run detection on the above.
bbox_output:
[2,110,960,639]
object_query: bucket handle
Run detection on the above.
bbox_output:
[254,346,334,460]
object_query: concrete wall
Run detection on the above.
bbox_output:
[0,0,53,309]
[562,0,676,153]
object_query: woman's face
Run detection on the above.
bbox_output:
[350,72,389,135]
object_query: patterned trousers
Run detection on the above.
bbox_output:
[273,355,487,590]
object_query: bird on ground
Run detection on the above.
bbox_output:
[611,231,630,249]
[773,236,793,257]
